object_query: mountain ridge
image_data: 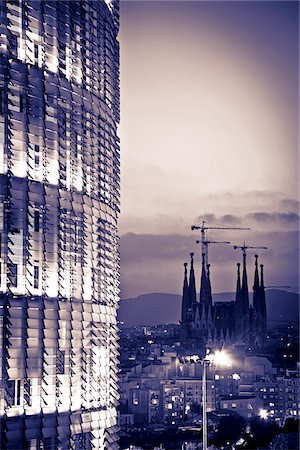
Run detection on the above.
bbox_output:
[118,290,299,327]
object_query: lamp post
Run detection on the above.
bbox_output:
[202,358,209,450]
[183,350,231,449]
[200,350,232,450]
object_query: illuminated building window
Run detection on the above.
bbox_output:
[34,145,40,170]
[7,262,17,287]
[34,44,39,66]
[28,439,38,450]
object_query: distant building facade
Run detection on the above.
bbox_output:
[119,348,299,427]
[0,1,120,449]
[181,252,267,349]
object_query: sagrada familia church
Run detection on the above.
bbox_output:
[180,252,267,349]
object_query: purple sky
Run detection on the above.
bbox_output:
[119,1,299,299]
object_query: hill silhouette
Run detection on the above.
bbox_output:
[118,290,299,327]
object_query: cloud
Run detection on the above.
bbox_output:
[194,210,299,229]
[120,233,195,264]
[279,198,299,212]
[196,213,242,225]
[247,211,299,224]
[119,192,299,236]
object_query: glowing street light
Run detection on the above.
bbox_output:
[207,349,231,367]
[232,373,241,381]
[259,409,269,420]
[202,350,232,450]
[182,349,232,450]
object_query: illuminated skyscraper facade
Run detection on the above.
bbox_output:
[0,1,120,448]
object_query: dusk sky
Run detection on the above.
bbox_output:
[118,1,299,299]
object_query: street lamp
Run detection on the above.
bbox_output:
[182,349,231,450]
[259,409,269,420]
[202,350,231,450]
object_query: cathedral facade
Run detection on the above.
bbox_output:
[181,252,267,349]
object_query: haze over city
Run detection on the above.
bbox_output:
[119,1,299,299]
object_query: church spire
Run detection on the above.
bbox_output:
[236,263,241,301]
[200,252,210,306]
[254,255,259,288]
[189,252,197,305]
[181,263,189,324]
[253,254,260,311]
[260,264,265,289]
[260,264,267,333]
[241,252,249,309]
[207,263,213,307]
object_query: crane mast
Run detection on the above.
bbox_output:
[191,221,250,265]
[196,238,230,266]
[233,242,268,256]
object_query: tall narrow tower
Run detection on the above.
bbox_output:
[189,252,197,306]
[0,1,120,449]
[199,253,212,308]
[259,264,267,338]
[181,263,189,324]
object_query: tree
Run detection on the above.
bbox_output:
[213,414,246,447]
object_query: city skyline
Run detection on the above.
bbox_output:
[119,1,299,299]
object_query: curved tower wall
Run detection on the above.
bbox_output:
[0,1,120,448]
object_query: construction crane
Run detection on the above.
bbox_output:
[191,221,250,262]
[196,238,230,266]
[233,242,268,256]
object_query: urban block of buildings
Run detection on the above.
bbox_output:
[118,251,299,436]
[119,337,299,430]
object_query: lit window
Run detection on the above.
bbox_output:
[34,145,40,170]
[34,43,40,66]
